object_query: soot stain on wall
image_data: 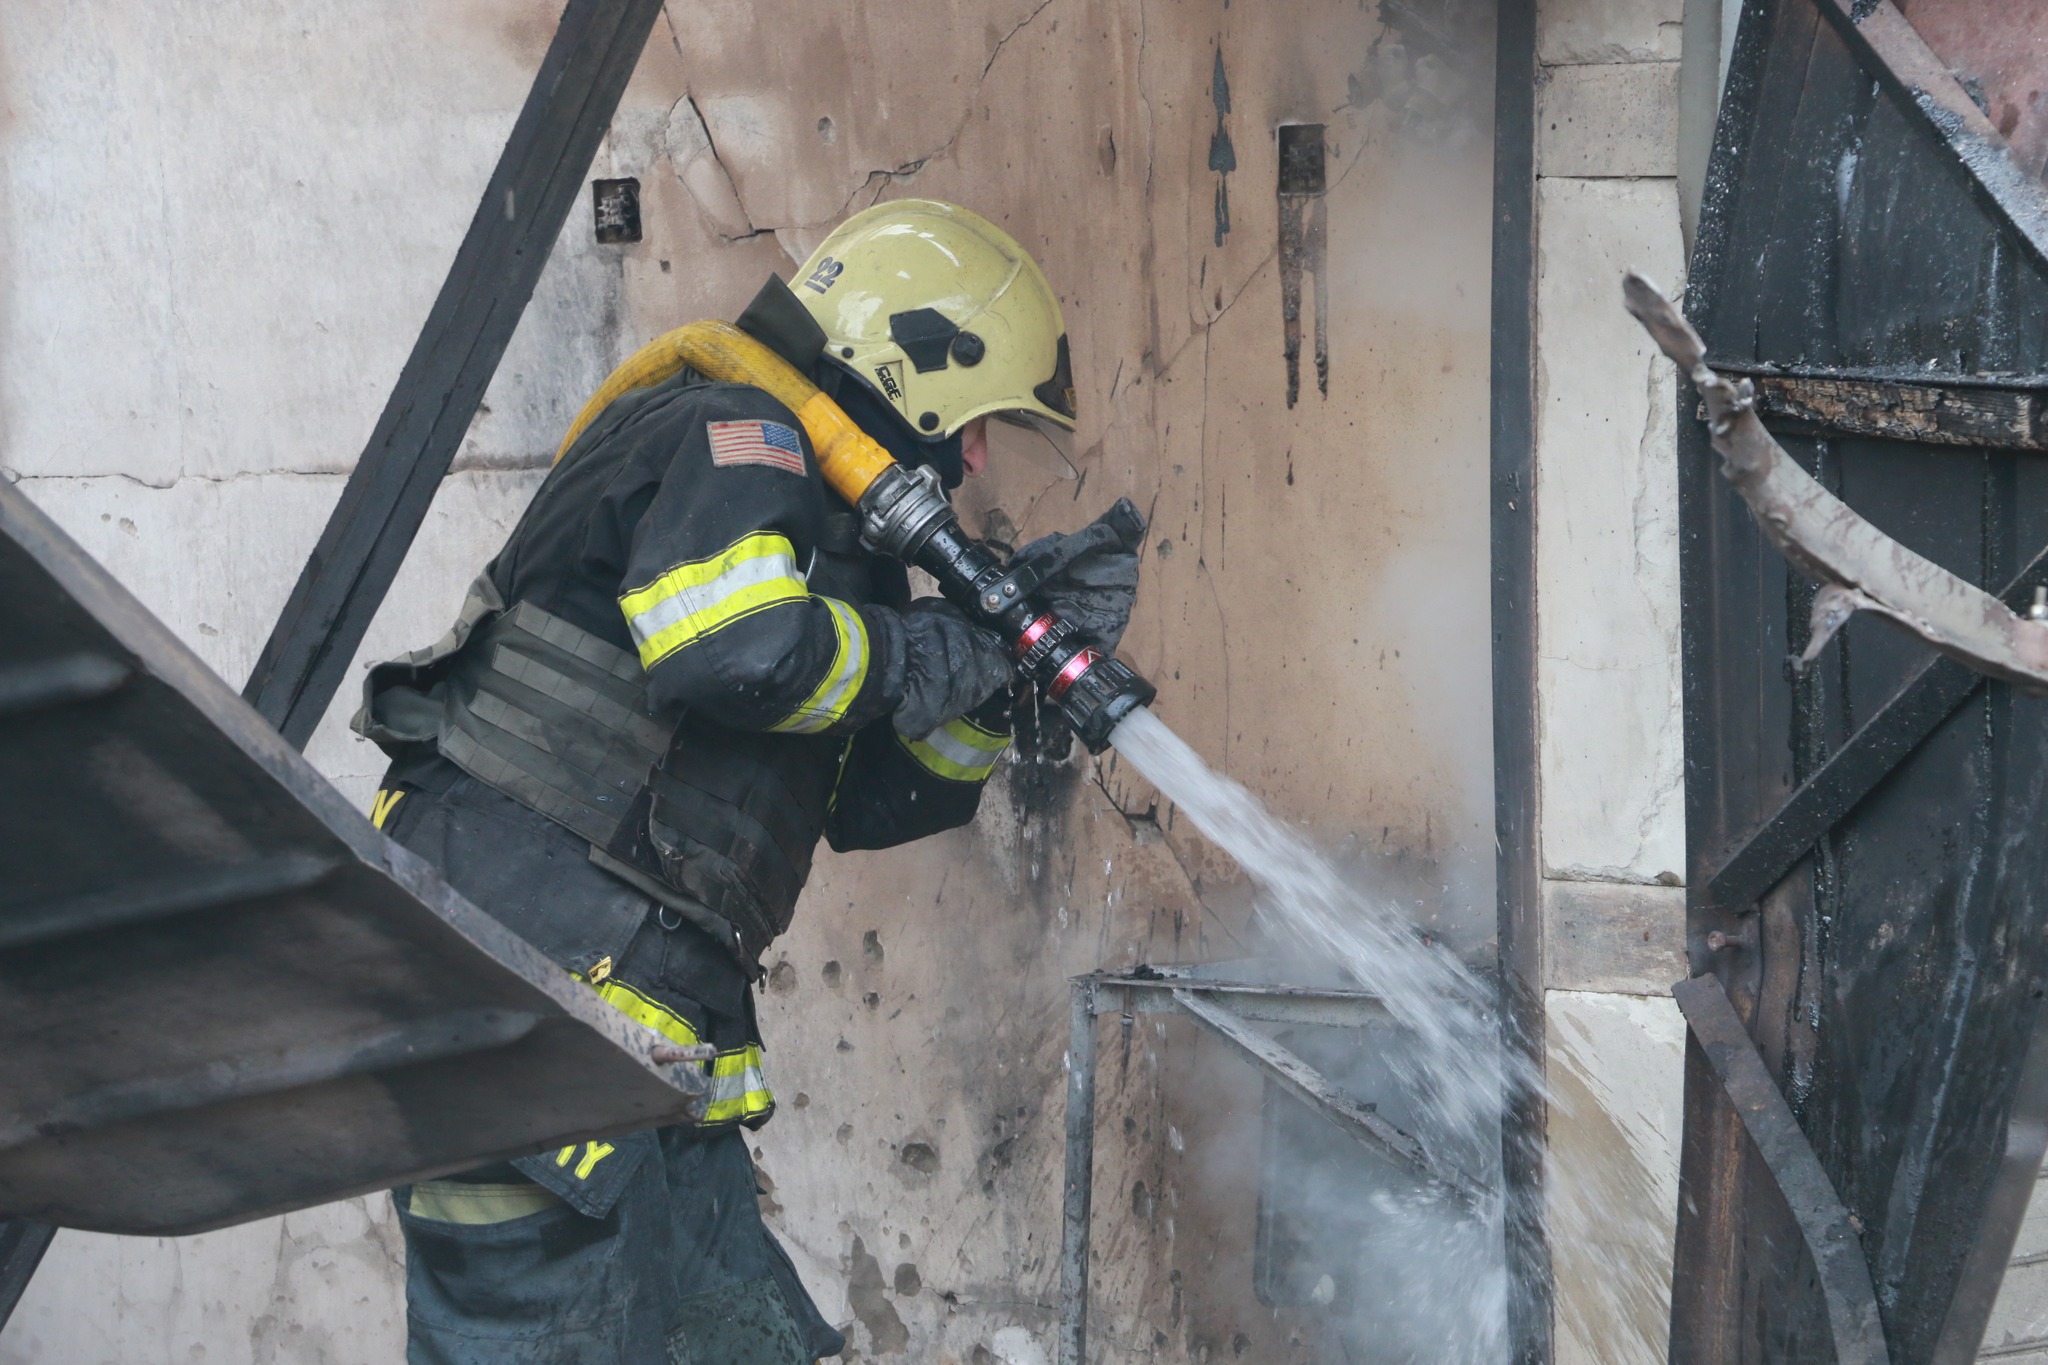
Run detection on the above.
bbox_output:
[1209,49,1236,247]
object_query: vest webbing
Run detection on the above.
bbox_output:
[439,600,668,852]
[356,580,837,967]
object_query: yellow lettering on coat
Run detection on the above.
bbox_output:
[575,1142,615,1180]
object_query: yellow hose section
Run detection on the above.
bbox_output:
[554,320,898,505]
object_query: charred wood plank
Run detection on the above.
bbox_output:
[1705,656,1977,909]
[1674,974,1890,1365]
[243,0,667,750]
[1731,370,2048,450]
[1688,428,2048,910]
[1705,509,2048,909]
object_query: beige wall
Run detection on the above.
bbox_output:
[0,1,1500,1362]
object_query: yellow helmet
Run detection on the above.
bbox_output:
[793,199,1076,442]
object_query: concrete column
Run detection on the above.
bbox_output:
[1531,0,1690,1360]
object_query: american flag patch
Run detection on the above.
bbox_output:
[707,419,807,475]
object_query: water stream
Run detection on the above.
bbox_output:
[1106,706,1526,1358]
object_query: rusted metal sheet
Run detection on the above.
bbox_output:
[1813,0,2048,276]
[0,478,709,1236]
[1895,0,2048,184]
[1629,272,2048,692]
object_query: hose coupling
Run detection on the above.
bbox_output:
[857,463,954,561]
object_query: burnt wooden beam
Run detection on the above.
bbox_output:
[1674,974,1890,1365]
[1716,365,2048,451]
[0,1222,53,1330]
[1704,536,2048,910]
[1814,0,2048,279]
[243,0,667,750]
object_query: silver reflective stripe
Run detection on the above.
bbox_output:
[918,719,1007,773]
[772,597,870,733]
[623,547,804,654]
[709,1063,769,1108]
[810,599,869,718]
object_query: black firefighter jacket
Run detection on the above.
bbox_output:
[367,280,1011,1125]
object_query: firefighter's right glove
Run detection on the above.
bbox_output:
[892,598,1015,739]
[1010,497,1146,654]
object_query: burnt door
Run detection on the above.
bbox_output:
[1672,2,2048,1362]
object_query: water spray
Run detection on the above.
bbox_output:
[557,320,1158,749]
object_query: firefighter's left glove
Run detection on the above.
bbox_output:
[1010,497,1146,654]
[893,598,1015,739]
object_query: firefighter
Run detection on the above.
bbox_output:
[352,199,1139,1363]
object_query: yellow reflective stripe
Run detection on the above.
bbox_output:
[618,531,806,669]
[578,975,774,1125]
[900,716,1010,782]
[585,976,701,1046]
[407,1181,563,1224]
[370,788,405,829]
[825,734,856,815]
[703,1043,773,1126]
[769,596,870,733]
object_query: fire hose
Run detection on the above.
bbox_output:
[556,321,1156,751]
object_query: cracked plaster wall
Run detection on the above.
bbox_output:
[0,1,1501,1362]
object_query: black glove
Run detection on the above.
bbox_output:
[892,598,1014,738]
[1009,498,1145,654]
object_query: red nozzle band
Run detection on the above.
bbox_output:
[1047,648,1101,701]
[1016,614,1056,658]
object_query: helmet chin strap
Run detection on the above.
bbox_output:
[824,365,965,491]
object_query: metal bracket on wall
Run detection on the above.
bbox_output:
[1674,974,1890,1365]
[1058,967,1475,1365]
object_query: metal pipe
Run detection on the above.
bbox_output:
[1059,976,1098,1365]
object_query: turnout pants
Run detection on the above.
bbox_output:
[395,1124,842,1364]
[374,776,840,1363]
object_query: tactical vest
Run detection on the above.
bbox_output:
[354,516,876,970]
